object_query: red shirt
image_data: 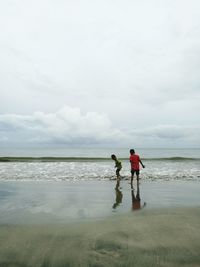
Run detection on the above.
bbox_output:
[130,154,140,170]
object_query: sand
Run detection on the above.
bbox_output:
[0,180,200,266]
[0,208,200,267]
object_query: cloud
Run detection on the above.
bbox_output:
[0,107,199,148]
[0,106,128,145]
[129,125,200,147]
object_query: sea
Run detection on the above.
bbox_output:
[0,147,200,182]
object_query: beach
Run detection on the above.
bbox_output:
[0,148,200,266]
[1,0,200,264]
[0,179,200,266]
[0,207,200,267]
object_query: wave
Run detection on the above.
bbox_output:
[0,157,110,162]
[0,156,200,162]
[144,157,200,161]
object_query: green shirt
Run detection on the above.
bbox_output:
[115,159,122,169]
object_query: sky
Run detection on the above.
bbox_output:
[0,0,200,148]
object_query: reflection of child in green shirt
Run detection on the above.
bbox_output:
[113,186,123,209]
[111,154,122,180]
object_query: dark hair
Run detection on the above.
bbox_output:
[111,154,116,160]
[130,149,135,155]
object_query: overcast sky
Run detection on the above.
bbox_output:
[0,0,200,148]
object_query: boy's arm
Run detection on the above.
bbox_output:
[139,159,145,168]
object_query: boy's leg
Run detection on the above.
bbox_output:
[131,170,134,185]
[116,169,120,180]
[136,170,140,181]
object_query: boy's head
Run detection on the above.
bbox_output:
[130,149,135,155]
[111,154,116,160]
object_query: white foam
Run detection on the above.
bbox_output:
[0,160,200,182]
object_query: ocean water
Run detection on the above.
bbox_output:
[0,147,200,182]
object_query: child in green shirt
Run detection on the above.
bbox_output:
[111,154,122,180]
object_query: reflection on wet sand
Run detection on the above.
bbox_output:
[112,179,123,209]
[112,179,146,211]
[131,181,146,211]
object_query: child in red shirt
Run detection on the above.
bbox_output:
[129,149,145,184]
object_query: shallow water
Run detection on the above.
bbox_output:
[0,180,200,224]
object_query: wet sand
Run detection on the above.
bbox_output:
[0,180,200,224]
[0,180,200,266]
[0,207,200,267]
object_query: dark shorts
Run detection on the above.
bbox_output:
[131,169,139,175]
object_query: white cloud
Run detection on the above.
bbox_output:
[0,106,129,145]
[0,107,199,147]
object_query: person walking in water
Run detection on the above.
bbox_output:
[111,154,122,180]
[129,149,145,185]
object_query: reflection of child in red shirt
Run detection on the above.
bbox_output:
[131,181,146,211]
[130,149,145,184]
